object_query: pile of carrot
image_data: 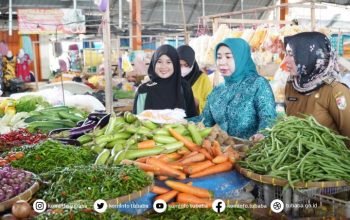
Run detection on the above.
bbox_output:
[121,128,239,180]
[151,180,213,208]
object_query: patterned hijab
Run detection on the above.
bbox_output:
[284,32,341,94]
[215,38,258,84]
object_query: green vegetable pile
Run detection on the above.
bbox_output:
[38,165,152,203]
[15,95,51,112]
[239,116,350,187]
[35,208,134,220]
[11,140,95,174]
[113,89,135,99]
[146,207,252,220]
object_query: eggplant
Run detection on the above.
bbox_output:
[69,121,98,139]
[76,120,85,127]
[56,138,81,146]
[88,112,108,120]
[95,114,111,129]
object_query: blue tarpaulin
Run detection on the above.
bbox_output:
[117,170,251,215]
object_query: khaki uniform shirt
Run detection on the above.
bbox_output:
[285,81,350,148]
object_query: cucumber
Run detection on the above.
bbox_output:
[24,115,60,123]
[200,127,212,138]
[58,111,84,122]
[77,134,92,144]
[91,145,104,154]
[153,135,178,144]
[154,128,170,136]
[141,120,158,130]
[162,142,184,154]
[113,150,127,164]
[111,144,124,157]
[94,149,111,165]
[187,124,203,145]
[124,147,164,160]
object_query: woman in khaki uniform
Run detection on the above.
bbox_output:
[283,32,350,148]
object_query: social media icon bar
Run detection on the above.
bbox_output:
[33,199,47,213]
[94,199,108,213]
[212,199,226,213]
[153,199,167,213]
[270,199,284,213]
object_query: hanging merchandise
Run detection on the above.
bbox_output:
[0,40,9,57]
[68,44,82,72]
[2,51,17,87]
[122,52,133,73]
[16,49,32,82]
[21,35,34,60]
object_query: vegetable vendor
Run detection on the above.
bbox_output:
[190,38,276,140]
[133,44,197,118]
[177,45,213,114]
[282,32,350,148]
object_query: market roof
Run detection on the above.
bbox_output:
[0,0,350,36]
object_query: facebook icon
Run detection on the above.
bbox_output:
[212,199,226,213]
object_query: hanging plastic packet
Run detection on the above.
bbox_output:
[122,52,133,73]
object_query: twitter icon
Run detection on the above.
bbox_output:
[94,199,108,213]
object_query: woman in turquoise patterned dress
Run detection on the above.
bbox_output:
[190,38,277,140]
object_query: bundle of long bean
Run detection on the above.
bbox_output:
[239,116,350,187]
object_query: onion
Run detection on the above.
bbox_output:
[11,200,32,219]
[1,214,17,220]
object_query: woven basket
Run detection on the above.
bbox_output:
[0,181,40,212]
[236,164,349,188]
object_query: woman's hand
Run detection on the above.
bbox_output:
[249,133,265,142]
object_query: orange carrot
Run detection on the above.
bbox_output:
[198,148,213,160]
[159,153,182,162]
[151,186,170,194]
[190,161,233,178]
[169,164,184,170]
[155,182,192,203]
[147,158,186,180]
[177,193,212,208]
[157,175,168,181]
[155,190,178,203]
[212,155,228,164]
[136,157,147,163]
[137,140,155,149]
[165,180,213,198]
[180,153,205,165]
[202,140,215,157]
[121,159,160,172]
[212,141,223,156]
[183,160,215,174]
[177,148,191,155]
[169,128,200,151]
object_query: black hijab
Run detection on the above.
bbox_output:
[143,44,186,111]
[177,45,202,86]
[284,32,340,94]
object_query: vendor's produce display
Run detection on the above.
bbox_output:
[35,208,134,220]
[113,89,135,100]
[0,128,46,152]
[239,116,350,187]
[76,112,213,167]
[37,165,152,204]
[10,140,96,174]
[146,206,253,220]
[0,112,30,134]
[25,106,87,133]
[0,166,35,202]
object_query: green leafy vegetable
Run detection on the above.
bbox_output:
[15,95,51,112]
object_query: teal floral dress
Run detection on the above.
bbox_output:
[190,38,277,139]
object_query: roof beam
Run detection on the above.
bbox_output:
[186,0,201,23]
[146,0,160,22]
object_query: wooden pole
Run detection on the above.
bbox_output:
[103,1,113,113]
[180,0,189,44]
[32,42,39,91]
[280,0,288,28]
[310,0,316,31]
[131,0,142,50]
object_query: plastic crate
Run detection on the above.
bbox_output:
[255,181,350,218]
[330,34,350,56]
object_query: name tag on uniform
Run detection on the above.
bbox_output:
[287,97,298,101]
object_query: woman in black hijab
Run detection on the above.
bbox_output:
[133,45,197,117]
[177,45,212,113]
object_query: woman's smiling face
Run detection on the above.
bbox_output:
[216,46,235,77]
[155,55,174,79]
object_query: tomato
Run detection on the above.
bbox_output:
[8,154,17,162]
[15,151,25,159]
[0,159,7,166]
